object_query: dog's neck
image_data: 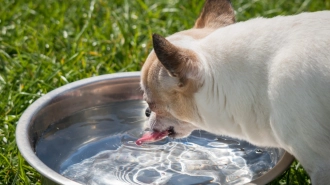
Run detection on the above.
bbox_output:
[192,21,285,147]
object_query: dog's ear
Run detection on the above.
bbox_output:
[152,34,200,86]
[194,0,235,29]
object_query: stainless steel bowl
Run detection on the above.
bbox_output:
[16,72,294,185]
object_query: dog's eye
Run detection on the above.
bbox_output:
[145,107,151,117]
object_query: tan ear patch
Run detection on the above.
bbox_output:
[194,0,235,29]
[152,34,202,87]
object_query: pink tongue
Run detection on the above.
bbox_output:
[135,131,169,145]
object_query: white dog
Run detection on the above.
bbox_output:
[136,0,330,184]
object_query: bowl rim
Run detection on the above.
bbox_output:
[16,71,294,185]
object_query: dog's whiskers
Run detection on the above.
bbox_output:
[150,120,156,130]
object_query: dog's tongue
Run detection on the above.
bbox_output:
[135,130,169,145]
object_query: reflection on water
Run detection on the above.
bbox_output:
[36,100,281,185]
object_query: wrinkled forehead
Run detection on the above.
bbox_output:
[140,52,159,92]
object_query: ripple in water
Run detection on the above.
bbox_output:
[61,130,279,185]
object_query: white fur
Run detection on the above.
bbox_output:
[185,11,330,184]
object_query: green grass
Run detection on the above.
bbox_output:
[0,0,329,184]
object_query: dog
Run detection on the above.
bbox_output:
[137,0,330,184]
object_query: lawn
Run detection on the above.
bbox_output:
[0,0,329,184]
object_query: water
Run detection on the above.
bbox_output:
[36,100,282,185]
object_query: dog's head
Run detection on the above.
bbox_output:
[139,0,236,143]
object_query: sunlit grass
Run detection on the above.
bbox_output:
[0,0,329,184]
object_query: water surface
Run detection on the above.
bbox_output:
[36,100,282,185]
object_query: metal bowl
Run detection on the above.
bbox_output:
[16,72,294,185]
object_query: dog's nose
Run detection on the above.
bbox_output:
[145,107,151,117]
